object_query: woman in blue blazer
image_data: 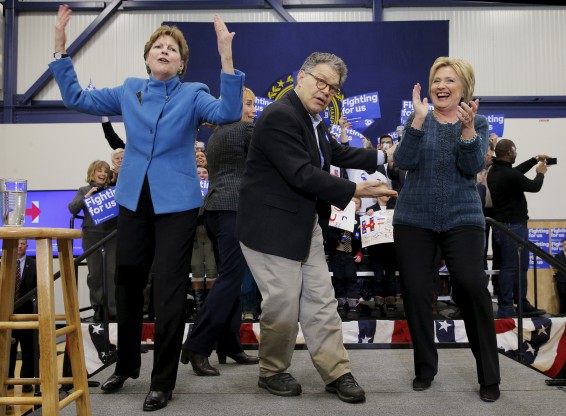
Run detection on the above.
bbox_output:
[50,5,244,412]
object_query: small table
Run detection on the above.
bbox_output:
[0,227,90,416]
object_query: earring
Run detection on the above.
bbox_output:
[178,70,183,75]
[145,64,150,73]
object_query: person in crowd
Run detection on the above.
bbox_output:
[188,215,217,320]
[7,239,37,394]
[236,52,396,404]
[101,116,126,149]
[100,117,126,184]
[197,166,209,180]
[110,148,124,185]
[365,182,398,317]
[195,150,208,168]
[181,87,259,375]
[325,196,363,320]
[241,265,259,321]
[392,57,501,402]
[487,139,551,318]
[553,239,566,316]
[51,5,244,411]
[69,160,118,322]
[194,140,206,152]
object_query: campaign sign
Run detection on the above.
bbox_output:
[529,228,550,269]
[254,96,273,121]
[84,187,118,226]
[200,180,209,198]
[482,113,505,137]
[342,92,381,132]
[360,210,394,248]
[329,124,364,148]
[329,201,356,232]
[551,228,566,255]
[400,100,434,126]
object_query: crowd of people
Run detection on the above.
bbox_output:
[6,4,562,414]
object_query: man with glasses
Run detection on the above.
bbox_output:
[236,52,396,403]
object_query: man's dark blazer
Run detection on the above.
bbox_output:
[236,90,381,261]
[15,257,37,313]
[204,121,253,212]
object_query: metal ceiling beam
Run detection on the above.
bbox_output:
[3,0,17,123]
[265,0,296,22]
[17,0,123,106]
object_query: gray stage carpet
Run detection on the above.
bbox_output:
[60,348,565,416]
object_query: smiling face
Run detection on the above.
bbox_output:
[93,168,109,186]
[295,63,340,116]
[197,166,208,180]
[112,150,124,168]
[195,151,207,167]
[241,89,257,122]
[429,66,464,113]
[145,35,185,81]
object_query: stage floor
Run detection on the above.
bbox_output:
[58,348,565,416]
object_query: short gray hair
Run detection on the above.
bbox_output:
[300,52,348,86]
[111,148,124,159]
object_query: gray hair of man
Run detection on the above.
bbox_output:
[300,52,348,87]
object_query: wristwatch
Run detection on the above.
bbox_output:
[53,51,69,60]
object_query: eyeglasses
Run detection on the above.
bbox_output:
[305,72,340,96]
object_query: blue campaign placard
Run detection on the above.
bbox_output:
[400,100,434,126]
[482,113,505,137]
[529,228,550,269]
[254,96,273,121]
[551,228,566,255]
[200,180,209,198]
[329,124,364,148]
[342,92,381,132]
[0,189,84,256]
[83,187,118,226]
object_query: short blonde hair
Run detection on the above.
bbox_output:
[85,160,111,185]
[144,25,189,77]
[243,87,256,102]
[429,57,475,102]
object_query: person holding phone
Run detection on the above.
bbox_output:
[393,57,501,402]
[487,139,553,319]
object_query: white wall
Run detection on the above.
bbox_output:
[0,117,563,220]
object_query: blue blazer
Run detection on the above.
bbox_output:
[49,58,244,214]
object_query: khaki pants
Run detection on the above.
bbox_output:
[240,221,350,384]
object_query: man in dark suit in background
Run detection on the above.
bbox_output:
[8,239,37,393]
[236,52,396,403]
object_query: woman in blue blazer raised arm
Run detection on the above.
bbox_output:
[50,4,244,412]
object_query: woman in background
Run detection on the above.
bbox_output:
[181,87,259,375]
[69,160,117,322]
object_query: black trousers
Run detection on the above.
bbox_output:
[394,224,500,386]
[9,328,35,379]
[114,178,198,391]
[184,210,245,357]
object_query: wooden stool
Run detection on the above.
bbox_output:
[0,227,90,416]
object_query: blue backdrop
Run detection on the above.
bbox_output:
[168,20,449,143]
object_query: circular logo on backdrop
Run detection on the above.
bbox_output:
[265,73,343,125]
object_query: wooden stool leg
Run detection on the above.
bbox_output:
[58,238,91,416]
[0,241,18,416]
[35,238,60,415]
